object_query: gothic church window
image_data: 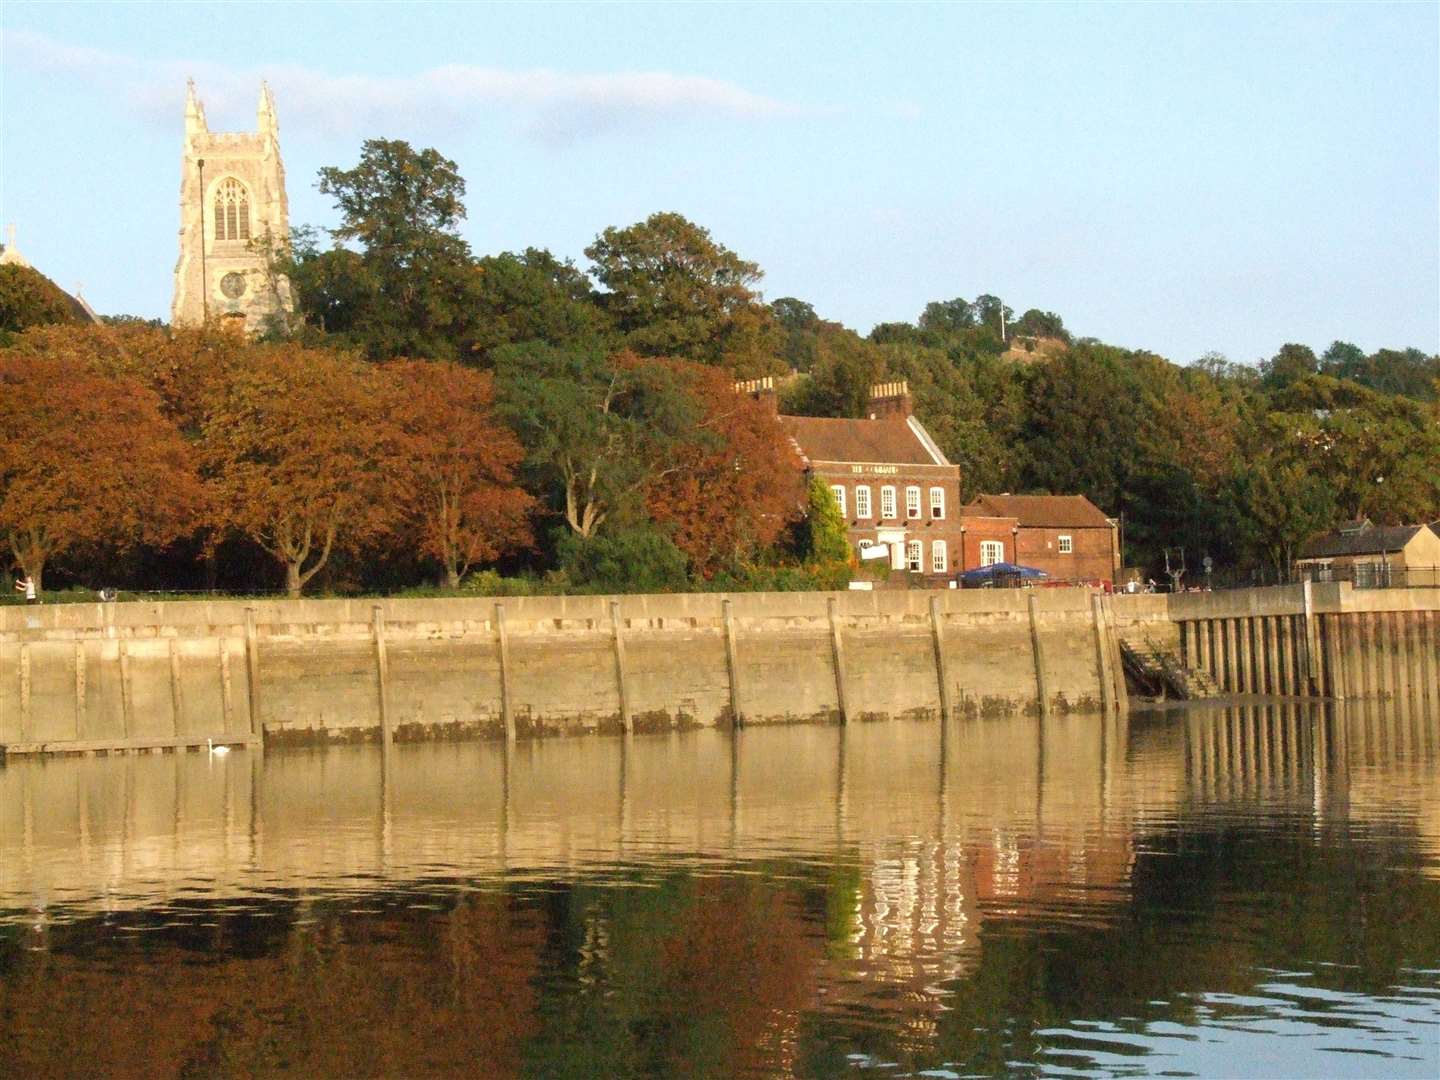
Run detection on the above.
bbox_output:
[214,178,251,242]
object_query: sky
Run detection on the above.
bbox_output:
[1,1,1436,363]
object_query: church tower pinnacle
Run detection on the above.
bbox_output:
[171,80,292,333]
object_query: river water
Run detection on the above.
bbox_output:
[1,700,1437,1078]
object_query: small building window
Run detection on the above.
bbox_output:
[830,485,847,518]
[905,486,921,518]
[856,485,872,519]
[881,485,897,519]
[214,178,251,242]
[906,540,923,572]
[930,486,946,519]
[1058,534,1073,554]
[931,539,948,573]
[980,540,1004,567]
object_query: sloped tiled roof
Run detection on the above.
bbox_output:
[962,494,1112,528]
[779,415,947,466]
[1299,524,1425,559]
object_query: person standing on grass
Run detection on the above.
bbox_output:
[14,575,38,603]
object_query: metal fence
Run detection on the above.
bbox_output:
[1198,563,1440,592]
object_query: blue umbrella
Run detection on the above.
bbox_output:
[959,562,1049,586]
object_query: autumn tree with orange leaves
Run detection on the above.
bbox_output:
[0,352,204,591]
[202,345,394,597]
[646,364,802,576]
[382,361,533,587]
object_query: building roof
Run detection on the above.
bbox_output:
[779,414,950,466]
[1299,524,1427,559]
[962,494,1112,528]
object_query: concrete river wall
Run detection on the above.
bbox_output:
[0,584,1433,756]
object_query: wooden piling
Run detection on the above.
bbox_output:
[244,608,262,737]
[372,605,392,749]
[826,596,849,724]
[1027,592,1050,720]
[722,599,744,727]
[18,643,31,742]
[1104,596,1129,713]
[74,642,86,739]
[168,637,184,736]
[1091,594,1114,715]
[609,600,632,734]
[495,603,516,742]
[118,639,134,739]
[929,595,954,723]
[219,640,234,732]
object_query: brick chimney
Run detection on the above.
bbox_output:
[735,375,779,415]
[868,380,913,419]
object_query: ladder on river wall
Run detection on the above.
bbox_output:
[1118,635,1221,700]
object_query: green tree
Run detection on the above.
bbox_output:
[0,265,83,342]
[585,212,780,372]
[285,139,481,360]
[495,344,701,538]
[467,248,609,364]
[805,476,850,565]
[554,523,690,593]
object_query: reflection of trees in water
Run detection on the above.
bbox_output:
[0,893,545,1078]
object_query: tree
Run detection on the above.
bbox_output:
[382,361,533,587]
[645,363,802,576]
[0,352,203,591]
[1224,457,1336,573]
[554,523,689,593]
[202,346,394,596]
[918,298,975,335]
[1011,308,1069,342]
[804,476,851,565]
[1260,342,1318,389]
[6,322,247,437]
[467,248,610,365]
[585,212,780,372]
[496,345,700,539]
[286,140,482,360]
[0,265,84,342]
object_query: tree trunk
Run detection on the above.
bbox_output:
[445,565,461,589]
[285,561,302,599]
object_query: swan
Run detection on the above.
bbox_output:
[207,738,231,756]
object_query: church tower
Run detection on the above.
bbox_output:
[171,80,293,332]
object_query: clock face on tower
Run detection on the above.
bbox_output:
[220,272,247,299]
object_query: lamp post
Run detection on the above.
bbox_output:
[197,158,208,323]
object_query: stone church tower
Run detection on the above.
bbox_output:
[171,80,293,332]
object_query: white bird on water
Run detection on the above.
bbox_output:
[206,738,231,756]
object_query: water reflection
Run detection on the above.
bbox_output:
[2,700,1437,1078]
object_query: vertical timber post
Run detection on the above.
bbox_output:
[372,605,393,749]
[244,608,262,738]
[1027,592,1050,720]
[1324,614,1347,701]
[929,595,953,723]
[74,641,86,740]
[494,603,516,743]
[1301,580,1318,694]
[722,599,744,728]
[827,596,849,725]
[1105,596,1129,713]
[609,600,632,734]
[118,639,134,740]
[1091,594,1115,714]
[168,637,184,736]
[219,639,234,733]
[18,643,31,743]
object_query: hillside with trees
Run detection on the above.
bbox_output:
[2,137,1436,598]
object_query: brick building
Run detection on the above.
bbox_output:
[762,381,965,584]
[959,494,1119,586]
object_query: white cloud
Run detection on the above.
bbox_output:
[2,28,805,145]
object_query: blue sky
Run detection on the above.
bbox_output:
[2,1,1436,362]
